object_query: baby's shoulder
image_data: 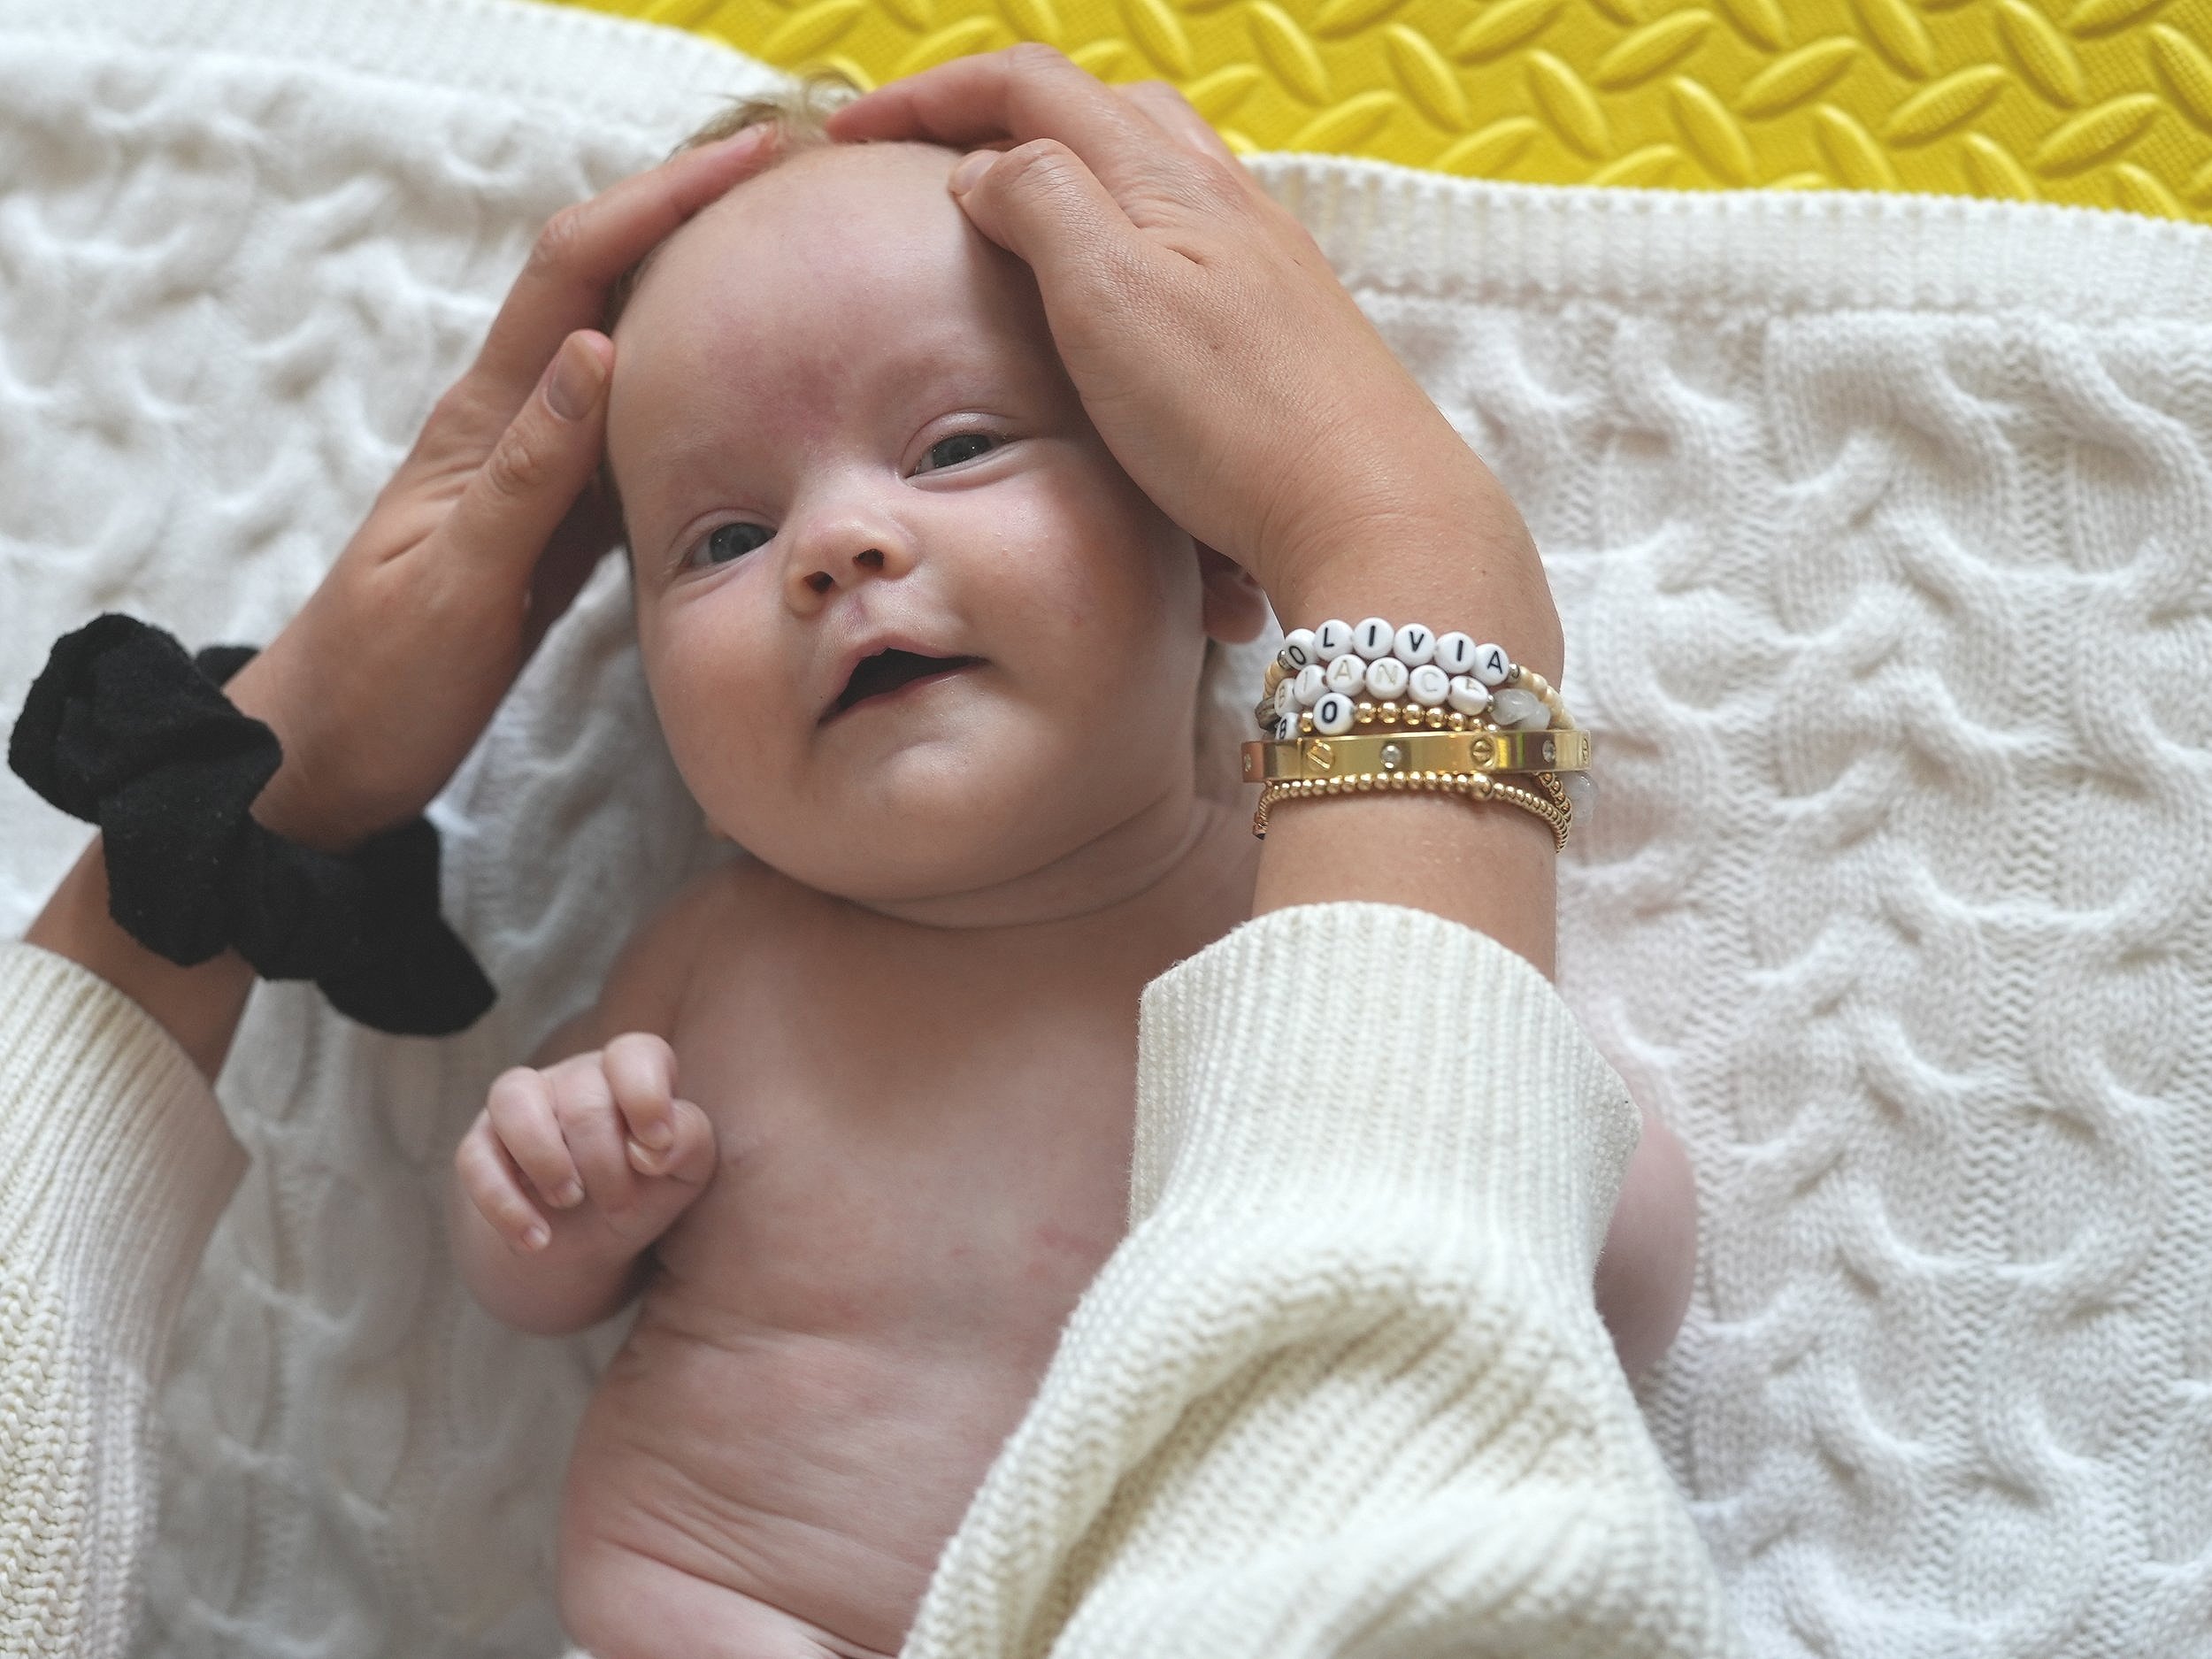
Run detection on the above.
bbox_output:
[597,855,788,1036]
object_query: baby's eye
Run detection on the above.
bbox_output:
[917,432,997,473]
[695,522,772,566]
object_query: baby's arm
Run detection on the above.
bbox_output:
[449,890,718,1336]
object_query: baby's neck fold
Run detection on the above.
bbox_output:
[847,783,1225,932]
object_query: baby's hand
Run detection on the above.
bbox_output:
[456,1033,716,1258]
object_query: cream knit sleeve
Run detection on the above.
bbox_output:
[0,941,245,1659]
[908,902,1744,1659]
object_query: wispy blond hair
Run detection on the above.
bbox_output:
[603,71,865,336]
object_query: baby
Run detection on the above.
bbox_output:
[449,96,1696,1659]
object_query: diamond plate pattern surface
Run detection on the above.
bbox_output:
[548,0,2212,220]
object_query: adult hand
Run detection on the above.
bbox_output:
[826,46,1560,674]
[27,125,781,1074]
[833,48,1563,973]
[227,125,781,852]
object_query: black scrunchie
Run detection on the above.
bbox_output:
[9,614,494,1036]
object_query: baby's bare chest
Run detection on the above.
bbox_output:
[646,920,1146,1350]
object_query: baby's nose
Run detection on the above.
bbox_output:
[803,546,886,595]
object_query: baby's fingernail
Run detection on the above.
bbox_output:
[553,1181,584,1209]
[949,150,994,196]
[522,1222,550,1250]
[628,1139,664,1173]
[640,1121,674,1150]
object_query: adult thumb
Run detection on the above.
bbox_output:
[949,139,1142,311]
[446,330,613,588]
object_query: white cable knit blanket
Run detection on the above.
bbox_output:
[4,1,2210,1654]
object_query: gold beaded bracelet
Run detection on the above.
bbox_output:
[1251,766,1575,849]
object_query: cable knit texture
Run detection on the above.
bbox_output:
[2,0,2210,1655]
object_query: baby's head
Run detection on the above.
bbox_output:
[603,86,1266,908]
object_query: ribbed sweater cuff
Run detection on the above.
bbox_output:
[0,943,244,1379]
[1133,902,1638,1292]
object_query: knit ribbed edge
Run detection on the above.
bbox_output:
[1248,153,2212,324]
[0,0,775,135]
[1133,902,1639,1293]
[0,944,244,1381]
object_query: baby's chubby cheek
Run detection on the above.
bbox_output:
[646,634,1179,904]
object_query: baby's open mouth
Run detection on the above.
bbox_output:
[830,649,983,718]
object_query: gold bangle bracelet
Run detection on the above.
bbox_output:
[1240,727,1591,784]
[1250,769,1574,849]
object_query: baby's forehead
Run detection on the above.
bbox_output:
[671,138,965,256]
[620,136,1033,358]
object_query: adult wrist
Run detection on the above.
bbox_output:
[220,658,386,856]
[1268,518,1564,686]
[1257,447,1558,666]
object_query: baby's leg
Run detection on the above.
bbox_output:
[1592,1104,1698,1380]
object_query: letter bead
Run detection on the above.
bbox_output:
[1353,617,1394,659]
[1392,623,1435,666]
[1471,641,1513,687]
[1314,618,1355,657]
[1363,656,1410,700]
[1293,663,1327,706]
[1447,675,1492,717]
[1406,664,1450,706]
[1324,653,1368,696]
[1279,628,1317,670]
[1271,679,1299,717]
[1274,708,1302,740]
[1435,632,1479,675]
[1312,691,1356,736]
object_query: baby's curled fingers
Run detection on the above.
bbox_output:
[603,1033,714,1181]
[457,1116,554,1252]
[486,1065,586,1210]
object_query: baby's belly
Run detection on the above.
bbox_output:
[558,1294,1054,1659]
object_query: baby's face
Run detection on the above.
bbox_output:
[608,141,1225,906]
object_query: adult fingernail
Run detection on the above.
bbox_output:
[546,334,606,422]
[949,150,994,196]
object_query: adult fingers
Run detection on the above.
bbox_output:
[827,45,1194,205]
[947,139,1151,313]
[487,1067,586,1210]
[1118,80,1240,168]
[457,1118,553,1252]
[461,125,779,435]
[437,330,611,588]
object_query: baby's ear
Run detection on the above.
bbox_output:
[1196,542,1268,644]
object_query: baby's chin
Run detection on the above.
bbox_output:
[705,775,1122,910]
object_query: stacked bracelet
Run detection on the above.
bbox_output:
[1243,616,1594,847]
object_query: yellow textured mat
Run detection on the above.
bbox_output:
[550,0,2212,220]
